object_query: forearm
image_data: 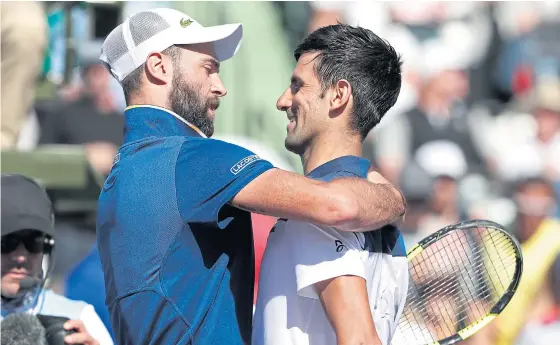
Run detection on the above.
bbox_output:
[329,177,406,232]
[231,168,404,229]
[317,276,382,345]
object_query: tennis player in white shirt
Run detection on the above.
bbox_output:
[252,24,409,345]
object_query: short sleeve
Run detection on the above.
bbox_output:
[175,138,274,227]
[287,220,366,299]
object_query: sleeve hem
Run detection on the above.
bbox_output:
[214,164,276,229]
[296,265,366,300]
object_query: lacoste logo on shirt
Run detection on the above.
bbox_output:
[230,155,261,175]
[335,240,346,252]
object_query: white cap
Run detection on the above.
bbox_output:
[415,140,468,180]
[99,8,243,82]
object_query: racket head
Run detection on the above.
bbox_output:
[393,219,523,345]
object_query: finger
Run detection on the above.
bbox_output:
[64,332,96,345]
[63,320,85,332]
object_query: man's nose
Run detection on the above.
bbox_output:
[211,76,227,97]
[13,244,28,263]
[276,88,292,111]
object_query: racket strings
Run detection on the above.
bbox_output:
[402,230,516,339]
[409,231,515,295]
[395,226,518,345]
[406,234,514,312]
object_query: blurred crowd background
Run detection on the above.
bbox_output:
[1,1,559,345]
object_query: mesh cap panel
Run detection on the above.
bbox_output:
[101,25,128,65]
[129,12,170,46]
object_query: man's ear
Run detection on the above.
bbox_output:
[145,52,171,85]
[329,79,352,113]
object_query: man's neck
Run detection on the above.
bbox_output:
[301,132,362,175]
[129,93,170,110]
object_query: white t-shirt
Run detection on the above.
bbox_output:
[252,219,409,345]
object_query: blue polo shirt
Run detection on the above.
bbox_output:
[96,105,274,345]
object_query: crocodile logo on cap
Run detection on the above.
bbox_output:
[180,18,193,28]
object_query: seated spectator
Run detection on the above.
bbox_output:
[400,142,468,247]
[374,65,489,184]
[493,2,560,96]
[38,60,124,177]
[1,174,113,345]
[473,176,560,345]
[487,80,560,183]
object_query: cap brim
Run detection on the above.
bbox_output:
[174,23,243,61]
[2,216,54,237]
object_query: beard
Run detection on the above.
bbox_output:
[169,70,219,137]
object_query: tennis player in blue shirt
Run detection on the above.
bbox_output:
[97,8,405,345]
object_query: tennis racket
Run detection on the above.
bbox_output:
[392,219,523,345]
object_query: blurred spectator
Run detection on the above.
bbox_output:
[38,60,124,177]
[515,253,560,345]
[1,2,48,149]
[307,2,495,112]
[485,80,560,183]
[494,20,560,96]
[477,177,560,345]
[374,67,487,183]
[514,177,559,243]
[494,1,560,41]
[493,2,560,96]
[399,142,468,247]
[395,163,433,242]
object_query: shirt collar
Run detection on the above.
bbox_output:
[306,155,371,180]
[124,105,207,142]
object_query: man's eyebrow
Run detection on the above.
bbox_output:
[202,57,220,72]
[291,75,302,85]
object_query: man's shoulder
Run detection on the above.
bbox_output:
[314,170,363,183]
[175,137,271,180]
[177,137,255,155]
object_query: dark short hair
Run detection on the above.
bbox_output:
[121,45,182,104]
[294,24,402,139]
